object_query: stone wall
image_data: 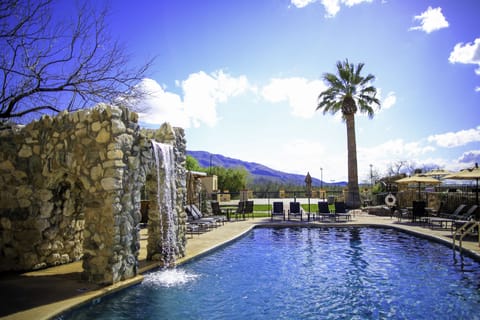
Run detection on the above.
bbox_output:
[142,125,187,264]
[0,104,186,284]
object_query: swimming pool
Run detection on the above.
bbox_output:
[61,227,480,319]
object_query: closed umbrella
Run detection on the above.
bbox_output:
[395,175,441,199]
[305,172,312,221]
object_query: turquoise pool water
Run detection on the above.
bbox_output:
[61,227,480,319]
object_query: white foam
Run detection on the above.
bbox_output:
[143,269,199,288]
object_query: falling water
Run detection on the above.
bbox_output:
[151,140,178,267]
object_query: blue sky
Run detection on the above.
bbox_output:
[105,0,479,183]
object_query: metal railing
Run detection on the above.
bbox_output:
[453,221,480,254]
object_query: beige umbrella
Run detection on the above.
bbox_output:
[423,169,453,178]
[444,165,480,207]
[395,175,442,199]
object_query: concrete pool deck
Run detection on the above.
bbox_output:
[1,211,480,320]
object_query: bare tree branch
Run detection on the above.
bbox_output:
[0,0,153,122]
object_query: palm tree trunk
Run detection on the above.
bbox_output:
[345,114,361,209]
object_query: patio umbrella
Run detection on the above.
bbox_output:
[444,164,480,207]
[395,175,441,199]
[423,169,453,179]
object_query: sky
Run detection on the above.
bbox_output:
[103,0,479,183]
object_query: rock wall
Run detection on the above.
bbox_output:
[0,104,186,284]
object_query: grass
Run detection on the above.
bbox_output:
[248,203,334,218]
[222,203,336,219]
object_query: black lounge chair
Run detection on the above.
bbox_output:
[452,204,478,220]
[288,201,302,221]
[235,201,246,220]
[438,204,467,219]
[450,205,479,231]
[428,204,468,228]
[317,201,333,221]
[334,202,351,221]
[209,201,228,224]
[185,205,219,229]
[192,204,226,225]
[243,200,254,219]
[271,202,285,221]
[186,223,202,237]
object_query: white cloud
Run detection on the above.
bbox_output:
[357,138,436,179]
[365,139,434,159]
[458,150,480,164]
[182,70,251,127]
[343,0,372,6]
[134,78,189,128]
[322,0,373,17]
[290,0,317,9]
[449,38,480,80]
[375,89,396,113]
[136,71,252,128]
[321,0,341,17]
[427,126,480,148]
[261,77,327,118]
[290,0,372,18]
[449,38,480,65]
[382,91,396,110]
[409,6,449,33]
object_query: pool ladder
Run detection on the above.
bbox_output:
[452,221,480,254]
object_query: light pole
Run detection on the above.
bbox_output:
[370,164,373,187]
[369,164,373,206]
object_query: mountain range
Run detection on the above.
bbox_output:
[187,150,346,186]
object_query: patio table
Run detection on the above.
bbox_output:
[219,205,238,221]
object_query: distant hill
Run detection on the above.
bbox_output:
[187,150,346,187]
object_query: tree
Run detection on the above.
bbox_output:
[210,166,248,193]
[387,160,417,177]
[316,59,380,208]
[186,155,203,172]
[0,0,153,122]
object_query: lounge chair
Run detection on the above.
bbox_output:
[428,204,472,229]
[192,204,226,225]
[334,202,351,221]
[186,223,202,237]
[450,205,479,230]
[317,201,333,221]
[209,201,228,224]
[243,200,254,219]
[438,204,467,219]
[271,201,285,221]
[288,201,302,221]
[235,201,246,220]
[428,215,454,229]
[185,205,219,229]
[451,206,480,237]
[452,204,478,220]
[185,213,213,232]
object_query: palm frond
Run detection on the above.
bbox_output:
[316,58,381,118]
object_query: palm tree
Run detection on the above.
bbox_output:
[316,59,380,209]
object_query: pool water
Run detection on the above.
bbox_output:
[61,227,480,319]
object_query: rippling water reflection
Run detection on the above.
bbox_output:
[62,227,480,320]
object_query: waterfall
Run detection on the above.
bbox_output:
[151,140,178,267]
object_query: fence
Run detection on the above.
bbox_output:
[374,189,478,213]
